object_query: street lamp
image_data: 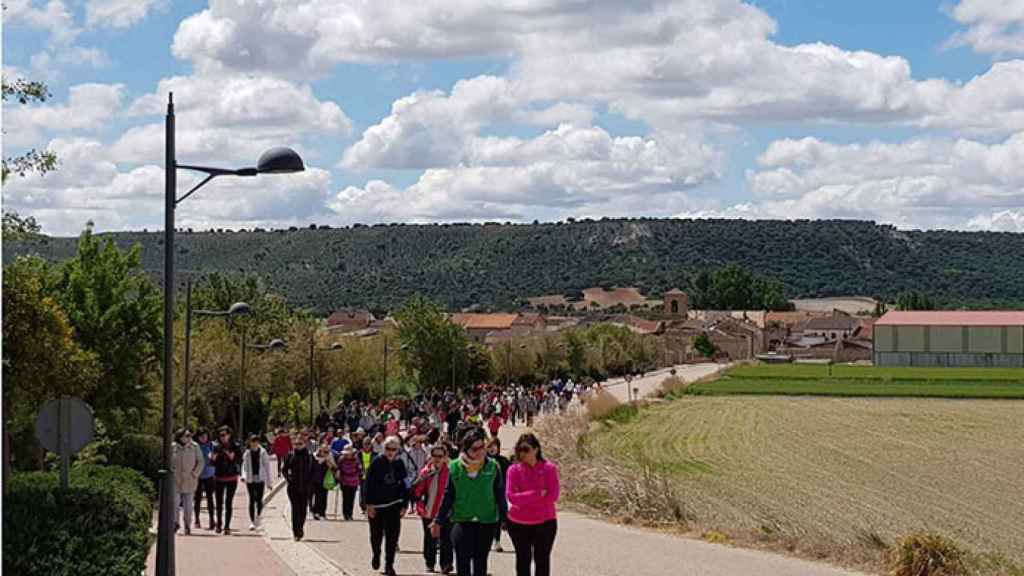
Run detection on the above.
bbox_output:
[239,334,286,440]
[157,92,304,576]
[309,340,344,425]
[382,334,408,399]
[182,276,251,426]
[505,341,528,389]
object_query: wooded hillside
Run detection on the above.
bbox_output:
[6,219,1022,313]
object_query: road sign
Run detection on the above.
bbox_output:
[35,396,94,489]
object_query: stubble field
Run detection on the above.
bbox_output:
[587,395,1024,568]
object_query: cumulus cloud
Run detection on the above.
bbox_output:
[3,83,124,147]
[85,0,168,28]
[2,137,335,235]
[111,74,352,165]
[945,0,1024,56]
[684,134,1024,230]
[332,123,720,223]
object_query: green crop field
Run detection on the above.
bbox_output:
[587,396,1024,569]
[727,363,1024,381]
[683,363,1024,399]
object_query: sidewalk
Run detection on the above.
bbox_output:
[145,455,293,576]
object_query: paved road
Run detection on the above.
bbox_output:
[596,362,726,402]
[255,366,861,576]
[262,487,862,576]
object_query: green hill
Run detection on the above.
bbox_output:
[5,219,1023,314]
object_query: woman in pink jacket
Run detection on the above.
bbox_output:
[505,433,560,576]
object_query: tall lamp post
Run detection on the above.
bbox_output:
[158,92,305,576]
[504,341,528,388]
[309,340,344,425]
[182,288,252,426]
[239,336,286,440]
[381,334,408,399]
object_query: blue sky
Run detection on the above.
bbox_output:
[4,0,1024,235]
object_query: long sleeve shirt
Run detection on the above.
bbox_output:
[505,460,560,525]
[436,457,507,526]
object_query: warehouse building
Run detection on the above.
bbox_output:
[873,311,1024,367]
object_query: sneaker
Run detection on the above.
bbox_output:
[371,555,380,571]
[425,566,436,573]
[215,525,222,534]
[249,523,256,530]
[184,527,191,535]
[255,517,262,529]
[495,543,503,552]
[441,566,453,575]
[384,568,397,576]
[224,528,232,535]
[193,519,201,529]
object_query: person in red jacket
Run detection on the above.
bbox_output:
[271,427,292,475]
[412,445,453,574]
[506,433,560,576]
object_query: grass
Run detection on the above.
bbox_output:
[682,363,1024,399]
[728,363,1024,381]
[585,396,1024,572]
[687,377,1024,399]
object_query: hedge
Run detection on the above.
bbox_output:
[3,465,154,576]
[100,433,163,490]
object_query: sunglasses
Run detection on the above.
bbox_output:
[516,445,533,453]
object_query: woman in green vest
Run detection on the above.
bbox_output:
[433,428,507,576]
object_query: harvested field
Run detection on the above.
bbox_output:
[729,364,1024,381]
[587,396,1024,567]
[688,378,1024,398]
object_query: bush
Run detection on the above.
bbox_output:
[3,465,154,576]
[658,375,687,397]
[889,533,969,576]
[584,389,622,420]
[100,433,163,490]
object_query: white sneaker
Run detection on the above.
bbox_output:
[248,523,256,530]
[255,517,262,530]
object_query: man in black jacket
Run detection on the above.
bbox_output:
[282,429,314,540]
[364,436,409,576]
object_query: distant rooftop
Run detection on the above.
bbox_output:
[876,311,1024,327]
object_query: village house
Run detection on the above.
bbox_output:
[325,308,376,333]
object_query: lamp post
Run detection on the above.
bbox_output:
[505,341,527,389]
[381,334,408,399]
[183,289,251,426]
[309,339,343,425]
[240,336,286,440]
[157,92,305,576]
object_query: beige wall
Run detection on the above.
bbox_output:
[898,326,927,352]
[1008,326,1024,354]
[929,326,963,353]
[874,325,894,352]
[968,327,1003,353]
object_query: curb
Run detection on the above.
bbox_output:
[263,478,286,507]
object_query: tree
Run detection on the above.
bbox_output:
[3,257,100,479]
[50,226,163,437]
[895,291,935,311]
[2,75,58,237]
[693,332,716,358]
[395,295,471,393]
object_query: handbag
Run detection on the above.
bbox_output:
[323,471,337,491]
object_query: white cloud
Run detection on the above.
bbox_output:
[2,137,336,235]
[85,0,168,28]
[112,74,352,165]
[4,0,79,45]
[3,83,124,147]
[946,0,1024,56]
[967,209,1024,232]
[693,134,1024,230]
[342,75,592,170]
[332,123,720,223]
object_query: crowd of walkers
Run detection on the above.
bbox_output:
[172,385,569,576]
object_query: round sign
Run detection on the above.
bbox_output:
[35,397,95,455]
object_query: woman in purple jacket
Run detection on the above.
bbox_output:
[505,433,560,576]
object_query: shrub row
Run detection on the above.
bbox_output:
[3,464,155,576]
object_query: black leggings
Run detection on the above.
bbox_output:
[214,480,238,530]
[507,519,558,576]
[247,481,265,523]
[312,486,328,516]
[451,522,497,576]
[194,477,215,526]
[369,505,402,569]
[341,485,358,519]
[423,518,453,570]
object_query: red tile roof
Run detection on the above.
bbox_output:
[875,311,1024,326]
[450,313,519,330]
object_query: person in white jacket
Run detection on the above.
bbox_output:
[172,428,203,535]
[241,434,271,530]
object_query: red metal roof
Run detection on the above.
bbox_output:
[875,311,1024,326]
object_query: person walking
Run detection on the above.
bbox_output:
[311,443,336,520]
[172,428,202,535]
[241,434,271,530]
[486,437,512,552]
[271,427,292,476]
[210,425,242,535]
[505,433,560,576]
[193,428,216,530]
[336,446,363,521]
[359,436,375,513]
[364,436,409,576]
[434,429,507,576]
[282,429,314,541]
[413,444,453,574]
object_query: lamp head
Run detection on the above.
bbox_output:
[228,302,252,316]
[330,342,343,350]
[268,339,286,350]
[257,147,305,174]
